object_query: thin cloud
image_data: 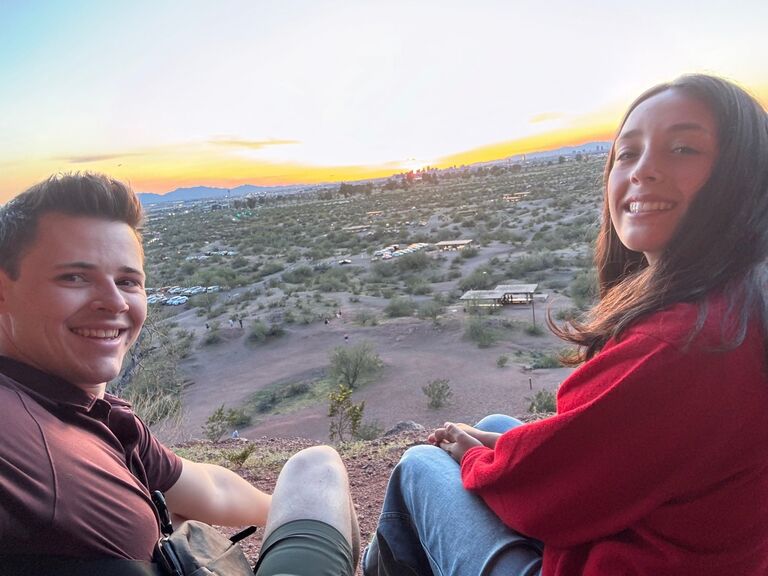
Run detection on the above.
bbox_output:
[58,152,144,164]
[210,138,300,149]
[529,112,565,124]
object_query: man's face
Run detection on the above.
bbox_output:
[0,213,147,392]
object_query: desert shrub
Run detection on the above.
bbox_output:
[397,251,431,273]
[248,320,285,343]
[417,299,444,323]
[202,404,251,442]
[355,420,384,441]
[354,310,378,326]
[329,341,382,389]
[525,323,545,336]
[202,321,222,345]
[496,354,509,368]
[281,265,314,284]
[384,297,416,318]
[405,277,432,295]
[224,444,257,468]
[328,385,365,442]
[253,380,312,413]
[459,246,479,259]
[458,266,497,291]
[530,352,561,369]
[569,269,598,309]
[465,317,497,348]
[422,378,453,409]
[527,389,556,414]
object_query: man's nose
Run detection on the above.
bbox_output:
[91,283,129,313]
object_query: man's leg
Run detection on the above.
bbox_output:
[255,445,359,576]
[366,415,542,576]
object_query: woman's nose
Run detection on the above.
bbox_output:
[630,150,663,184]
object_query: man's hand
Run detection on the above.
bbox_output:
[428,422,484,463]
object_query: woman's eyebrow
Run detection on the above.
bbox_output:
[618,123,712,142]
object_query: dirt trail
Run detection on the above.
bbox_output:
[174,299,573,443]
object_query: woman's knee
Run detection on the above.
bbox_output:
[474,414,523,433]
[395,444,456,483]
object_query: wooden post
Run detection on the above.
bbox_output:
[530,293,536,327]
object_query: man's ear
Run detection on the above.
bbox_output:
[0,269,12,310]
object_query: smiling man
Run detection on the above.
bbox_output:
[0,173,358,576]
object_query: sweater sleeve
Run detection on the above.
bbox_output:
[461,330,766,548]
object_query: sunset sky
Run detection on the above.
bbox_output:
[1,0,766,203]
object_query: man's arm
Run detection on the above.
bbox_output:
[164,457,271,527]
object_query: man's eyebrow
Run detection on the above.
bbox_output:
[618,123,712,141]
[55,262,145,277]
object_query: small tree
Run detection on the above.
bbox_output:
[329,341,382,389]
[422,378,453,409]
[201,404,250,442]
[328,385,365,442]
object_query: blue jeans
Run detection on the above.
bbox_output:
[365,415,543,576]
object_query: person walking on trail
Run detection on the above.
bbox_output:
[0,173,360,576]
[364,74,768,576]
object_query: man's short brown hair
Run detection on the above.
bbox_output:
[0,173,144,279]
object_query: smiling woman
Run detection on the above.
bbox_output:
[607,89,719,265]
[364,74,768,576]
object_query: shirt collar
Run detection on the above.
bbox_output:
[0,355,101,412]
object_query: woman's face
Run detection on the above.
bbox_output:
[607,89,719,265]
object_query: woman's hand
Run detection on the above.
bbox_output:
[429,422,484,463]
[428,422,501,449]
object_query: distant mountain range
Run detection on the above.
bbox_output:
[506,141,611,162]
[138,141,612,205]
[137,184,318,205]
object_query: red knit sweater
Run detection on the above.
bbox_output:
[461,297,768,575]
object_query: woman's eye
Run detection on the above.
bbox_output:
[616,150,637,161]
[672,145,699,155]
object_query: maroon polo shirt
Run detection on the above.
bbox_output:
[0,356,182,560]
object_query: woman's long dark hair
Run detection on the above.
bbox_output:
[551,74,768,363]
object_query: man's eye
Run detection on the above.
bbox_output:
[118,279,143,289]
[58,274,86,283]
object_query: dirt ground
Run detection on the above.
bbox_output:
[169,295,573,444]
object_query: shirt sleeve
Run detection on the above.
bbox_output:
[134,415,183,493]
[460,330,766,547]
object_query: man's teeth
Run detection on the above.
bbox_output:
[628,201,674,214]
[72,328,121,339]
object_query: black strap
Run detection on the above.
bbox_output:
[0,555,165,576]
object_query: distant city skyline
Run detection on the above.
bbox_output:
[2,0,766,203]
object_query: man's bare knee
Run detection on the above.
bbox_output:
[264,445,354,546]
[281,445,345,481]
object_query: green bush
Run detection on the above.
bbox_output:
[530,352,561,369]
[422,378,453,409]
[526,389,556,414]
[496,354,509,368]
[465,317,497,348]
[248,320,285,343]
[201,404,251,442]
[385,297,416,318]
